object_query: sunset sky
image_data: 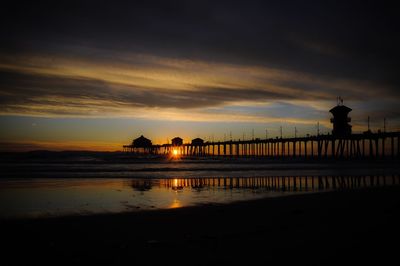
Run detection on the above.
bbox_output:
[1,0,399,151]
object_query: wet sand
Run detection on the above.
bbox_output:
[1,186,399,265]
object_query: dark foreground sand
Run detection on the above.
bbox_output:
[1,186,400,266]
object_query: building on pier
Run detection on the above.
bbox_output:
[191,138,204,145]
[133,135,152,147]
[123,135,153,153]
[330,98,352,137]
[172,137,183,146]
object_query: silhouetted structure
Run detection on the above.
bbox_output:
[132,135,152,148]
[123,101,400,159]
[191,138,205,156]
[191,138,204,145]
[172,137,183,146]
[330,98,352,137]
[123,135,154,154]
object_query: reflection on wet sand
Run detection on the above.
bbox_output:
[130,180,152,191]
[170,198,181,209]
[1,175,399,219]
[130,175,400,192]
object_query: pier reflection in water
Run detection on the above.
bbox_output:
[0,175,398,219]
[131,175,400,193]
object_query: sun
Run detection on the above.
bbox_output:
[169,148,180,159]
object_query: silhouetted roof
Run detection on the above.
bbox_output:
[191,138,204,145]
[329,105,352,115]
[132,135,152,148]
[172,137,183,146]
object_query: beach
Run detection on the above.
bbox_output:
[2,1,400,265]
[2,185,399,265]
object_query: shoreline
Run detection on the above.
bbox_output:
[2,186,400,265]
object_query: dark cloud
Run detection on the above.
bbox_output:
[1,0,399,90]
[0,70,302,114]
[0,59,397,117]
[0,0,399,129]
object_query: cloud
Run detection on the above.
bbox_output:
[0,47,398,134]
[1,49,397,116]
[2,0,399,89]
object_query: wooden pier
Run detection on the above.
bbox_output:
[123,131,400,159]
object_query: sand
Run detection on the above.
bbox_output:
[1,186,400,266]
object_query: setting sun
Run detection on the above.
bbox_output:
[172,149,179,156]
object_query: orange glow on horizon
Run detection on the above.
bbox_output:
[0,140,123,152]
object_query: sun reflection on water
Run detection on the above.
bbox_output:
[169,198,181,209]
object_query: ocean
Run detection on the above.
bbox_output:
[1,153,399,219]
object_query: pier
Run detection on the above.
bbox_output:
[123,101,400,159]
[123,131,400,159]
